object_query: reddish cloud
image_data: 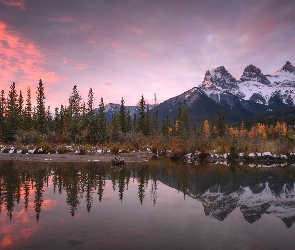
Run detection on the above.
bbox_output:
[110,41,125,48]
[125,25,144,35]
[47,15,76,23]
[0,0,26,10]
[74,66,84,71]
[103,82,113,87]
[42,200,58,211]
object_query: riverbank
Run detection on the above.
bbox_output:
[0,151,150,163]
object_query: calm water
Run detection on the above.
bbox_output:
[1,159,295,250]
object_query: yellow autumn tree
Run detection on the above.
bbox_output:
[203,120,210,137]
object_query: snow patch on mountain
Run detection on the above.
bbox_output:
[198,61,295,106]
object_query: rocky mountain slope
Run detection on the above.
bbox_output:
[153,61,295,124]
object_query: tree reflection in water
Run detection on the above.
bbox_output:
[1,159,295,227]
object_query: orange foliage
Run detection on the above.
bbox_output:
[248,123,267,139]
[203,120,210,137]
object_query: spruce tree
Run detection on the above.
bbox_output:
[138,95,146,135]
[68,85,82,118]
[119,97,127,134]
[111,113,120,141]
[145,107,151,136]
[217,111,226,137]
[87,115,99,144]
[5,82,19,141]
[68,85,82,142]
[181,100,190,136]
[18,90,24,130]
[126,110,132,132]
[87,88,94,116]
[0,90,6,139]
[35,79,46,133]
[24,87,32,131]
[97,97,106,143]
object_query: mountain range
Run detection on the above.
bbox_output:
[100,61,295,124]
[157,165,295,228]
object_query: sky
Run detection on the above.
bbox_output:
[0,0,295,109]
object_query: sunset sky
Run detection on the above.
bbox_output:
[0,0,294,109]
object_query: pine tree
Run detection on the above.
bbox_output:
[126,110,132,132]
[68,85,83,143]
[18,90,24,130]
[87,115,100,144]
[138,95,146,135]
[119,97,127,134]
[5,82,19,141]
[35,79,46,133]
[181,100,190,136]
[0,90,6,139]
[24,87,33,131]
[145,107,151,136]
[87,88,94,116]
[68,85,82,118]
[217,111,226,137]
[111,113,120,141]
[46,106,53,131]
[133,113,137,132]
[98,97,106,143]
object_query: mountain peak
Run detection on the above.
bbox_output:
[282,61,295,73]
[200,70,219,91]
[240,64,271,85]
[210,66,237,90]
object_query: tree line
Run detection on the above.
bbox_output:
[1,80,294,157]
[0,80,171,144]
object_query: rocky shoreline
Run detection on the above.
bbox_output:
[0,151,150,163]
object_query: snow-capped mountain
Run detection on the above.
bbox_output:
[198,182,295,228]
[200,61,295,107]
[101,61,295,125]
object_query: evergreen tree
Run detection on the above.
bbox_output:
[111,113,120,141]
[87,88,94,116]
[5,82,19,141]
[35,79,46,133]
[217,111,226,137]
[68,85,82,118]
[126,110,132,132]
[46,106,53,131]
[133,113,137,132]
[24,87,33,131]
[68,85,83,143]
[182,100,190,136]
[177,102,182,121]
[119,97,127,134]
[18,90,24,130]
[138,95,146,135]
[97,97,106,143]
[87,115,99,144]
[145,107,151,136]
[0,90,6,139]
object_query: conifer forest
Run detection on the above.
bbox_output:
[0,80,294,158]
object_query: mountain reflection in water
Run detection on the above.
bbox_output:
[1,159,295,228]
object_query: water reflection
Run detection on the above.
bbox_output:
[1,160,295,228]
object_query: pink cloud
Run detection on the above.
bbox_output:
[125,25,144,35]
[110,41,125,48]
[0,0,26,10]
[47,15,76,23]
[42,200,58,211]
[103,82,113,87]
[41,71,61,82]
[74,66,84,71]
